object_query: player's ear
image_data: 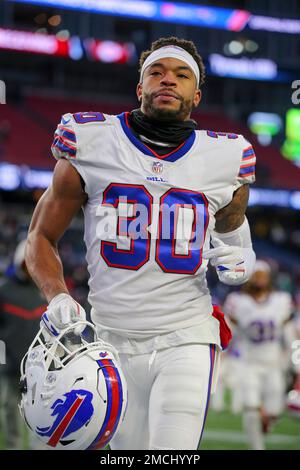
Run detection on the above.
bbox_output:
[136,82,143,102]
[193,88,201,108]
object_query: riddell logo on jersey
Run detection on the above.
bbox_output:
[0,81,6,104]
[95,197,207,250]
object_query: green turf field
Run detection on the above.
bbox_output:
[200,408,300,450]
[1,406,299,450]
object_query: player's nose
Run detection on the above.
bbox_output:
[160,71,177,86]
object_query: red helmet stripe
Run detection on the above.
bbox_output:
[47,395,85,447]
[90,359,122,449]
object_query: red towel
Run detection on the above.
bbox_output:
[212,305,232,350]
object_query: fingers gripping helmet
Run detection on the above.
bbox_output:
[19,322,127,450]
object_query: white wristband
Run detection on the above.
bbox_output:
[49,293,72,307]
[212,217,253,249]
[210,217,256,285]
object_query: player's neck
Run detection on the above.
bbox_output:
[129,108,197,147]
[251,291,269,302]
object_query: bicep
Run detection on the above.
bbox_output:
[28,159,87,245]
[215,184,249,233]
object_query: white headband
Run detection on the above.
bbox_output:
[140,45,200,86]
[254,260,271,273]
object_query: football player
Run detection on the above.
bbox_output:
[224,260,294,450]
[283,300,300,417]
[25,36,256,450]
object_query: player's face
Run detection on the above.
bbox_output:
[136,57,201,122]
[249,270,271,291]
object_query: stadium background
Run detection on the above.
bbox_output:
[0,0,300,450]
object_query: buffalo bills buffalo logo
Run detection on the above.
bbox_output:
[36,389,94,447]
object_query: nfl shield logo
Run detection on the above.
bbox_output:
[152,162,163,174]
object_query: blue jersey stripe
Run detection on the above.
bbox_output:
[52,137,76,156]
[239,165,255,175]
[57,128,76,143]
[242,148,255,158]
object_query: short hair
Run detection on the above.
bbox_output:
[139,36,205,87]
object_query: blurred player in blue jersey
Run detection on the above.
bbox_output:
[25,36,257,449]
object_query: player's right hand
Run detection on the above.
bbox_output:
[41,293,86,338]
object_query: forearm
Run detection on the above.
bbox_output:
[215,184,249,233]
[26,232,69,302]
[211,184,256,284]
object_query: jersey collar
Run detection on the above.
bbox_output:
[117,112,196,163]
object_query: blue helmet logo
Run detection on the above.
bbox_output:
[36,389,94,447]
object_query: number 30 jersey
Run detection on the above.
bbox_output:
[52,111,256,342]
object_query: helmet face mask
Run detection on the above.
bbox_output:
[19,322,127,450]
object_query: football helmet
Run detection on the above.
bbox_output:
[286,389,300,419]
[19,321,127,450]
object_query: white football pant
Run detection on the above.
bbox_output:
[242,363,285,415]
[110,343,217,450]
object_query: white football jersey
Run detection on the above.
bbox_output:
[223,291,293,365]
[52,111,255,344]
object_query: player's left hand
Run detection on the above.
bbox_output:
[203,238,256,286]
